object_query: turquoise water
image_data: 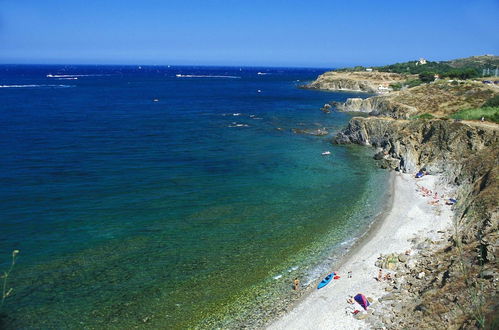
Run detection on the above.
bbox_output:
[0,65,388,328]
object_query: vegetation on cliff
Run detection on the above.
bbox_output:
[336,55,499,79]
[451,107,499,123]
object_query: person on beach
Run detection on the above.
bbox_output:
[293,278,300,290]
[377,269,383,281]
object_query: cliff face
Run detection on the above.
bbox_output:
[332,81,498,119]
[332,96,418,119]
[305,71,409,93]
[335,117,499,328]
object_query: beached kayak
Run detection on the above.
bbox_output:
[317,272,335,289]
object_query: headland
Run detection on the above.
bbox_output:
[270,55,499,329]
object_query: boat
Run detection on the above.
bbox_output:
[317,272,335,289]
[322,151,331,155]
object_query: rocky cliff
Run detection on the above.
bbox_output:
[305,71,410,93]
[332,80,498,119]
[332,96,418,119]
[335,117,499,328]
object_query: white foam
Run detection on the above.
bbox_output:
[0,84,75,88]
[46,74,110,78]
[228,123,249,128]
[175,74,241,79]
[273,274,283,280]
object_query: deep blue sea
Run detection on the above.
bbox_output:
[0,65,389,328]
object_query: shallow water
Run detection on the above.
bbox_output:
[0,65,388,328]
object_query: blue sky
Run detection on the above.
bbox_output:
[1,0,498,67]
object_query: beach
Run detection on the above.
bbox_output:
[268,172,455,329]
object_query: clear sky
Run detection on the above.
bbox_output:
[1,0,498,67]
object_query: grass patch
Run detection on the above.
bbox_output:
[450,107,499,123]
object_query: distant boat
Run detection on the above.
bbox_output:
[153,99,159,102]
[257,72,269,75]
[257,90,262,93]
[322,151,331,155]
[317,273,335,289]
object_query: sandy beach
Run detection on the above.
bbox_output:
[268,172,455,329]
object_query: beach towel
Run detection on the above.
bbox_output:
[354,294,370,310]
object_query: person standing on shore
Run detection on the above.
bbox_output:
[293,278,300,290]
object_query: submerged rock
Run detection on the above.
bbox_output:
[292,128,328,136]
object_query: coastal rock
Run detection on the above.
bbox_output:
[332,96,418,119]
[354,313,369,320]
[292,128,328,136]
[334,115,499,330]
[331,80,498,119]
[398,254,408,263]
[304,71,409,93]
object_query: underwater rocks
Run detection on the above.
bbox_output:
[292,128,328,136]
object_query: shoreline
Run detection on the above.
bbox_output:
[267,172,454,329]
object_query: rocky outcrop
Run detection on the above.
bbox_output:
[335,117,499,328]
[307,78,379,93]
[292,127,328,136]
[331,96,418,119]
[305,71,409,93]
[331,81,498,119]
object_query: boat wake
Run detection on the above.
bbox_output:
[0,84,75,88]
[176,74,241,79]
[46,74,111,78]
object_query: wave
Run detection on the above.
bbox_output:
[175,74,241,79]
[46,74,111,78]
[228,122,249,128]
[0,84,75,88]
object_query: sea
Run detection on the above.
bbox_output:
[0,65,389,328]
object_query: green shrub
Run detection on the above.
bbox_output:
[419,71,436,83]
[445,68,480,80]
[390,82,402,91]
[482,94,499,107]
[405,79,423,88]
[450,107,499,123]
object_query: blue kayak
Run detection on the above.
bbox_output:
[317,272,335,289]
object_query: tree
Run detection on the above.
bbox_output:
[419,71,436,83]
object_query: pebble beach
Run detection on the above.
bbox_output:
[268,172,455,329]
